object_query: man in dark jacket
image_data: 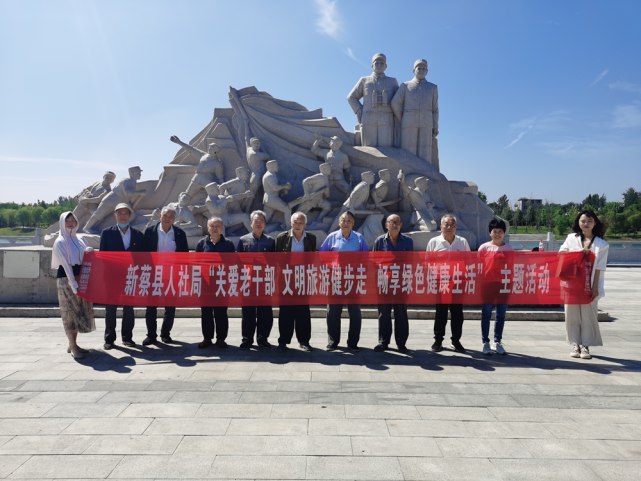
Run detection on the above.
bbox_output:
[99,203,145,349]
[237,210,275,350]
[142,206,190,345]
[275,212,316,352]
[195,216,236,349]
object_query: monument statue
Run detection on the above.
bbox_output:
[347,53,399,147]
[219,166,252,213]
[83,166,147,235]
[311,132,351,196]
[244,136,270,210]
[170,135,224,198]
[290,162,333,228]
[262,160,293,230]
[200,182,253,234]
[328,171,377,232]
[72,171,116,230]
[390,59,439,170]
[370,168,400,213]
[167,192,202,237]
[398,169,438,232]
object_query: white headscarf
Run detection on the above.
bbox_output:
[51,211,88,280]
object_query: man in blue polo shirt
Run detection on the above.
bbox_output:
[373,214,413,354]
[319,211,368,352]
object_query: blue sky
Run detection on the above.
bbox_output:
[1,0,640,206]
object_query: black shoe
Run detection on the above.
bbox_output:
[326,343,337,351]
[215,339,228,348]
[431,341,443,352]
[398,345,409,354]
[103,342,114,350]
[299,343,312,352]
[374,343,388,352]
[142,336,155,346]
[348,345,360,352]
[276,343,287,352]
[239,340,252,350]
[122,340,136,348]
[198,339,213,349]
[257,339,272,349]
[160,335,173,344]
[450,341,466,353]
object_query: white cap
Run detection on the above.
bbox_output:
[114,203,134,214]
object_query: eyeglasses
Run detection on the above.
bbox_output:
[386,221,401,226]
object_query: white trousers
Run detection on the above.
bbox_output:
[564,299,603,347]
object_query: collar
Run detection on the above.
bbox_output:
[252,232,264,241]
[385,232,403,243]
[338,229,356,241]
[412,77,427,84]
[290,230,306,242]
[207,233,226,245]
[439,234,458,244]
[159,225,174,235]
[372,72,386,80]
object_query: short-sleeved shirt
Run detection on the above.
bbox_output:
[426,234,470,252]
[237,232,275,253]
[373,232,413,252]
[320,230,368,252]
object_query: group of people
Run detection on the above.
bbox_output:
[53,202,609,361]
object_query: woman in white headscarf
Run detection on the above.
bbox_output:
[52,211,96,358]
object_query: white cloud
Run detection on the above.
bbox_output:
[314,0,342,40]
[609,81,641,94]
[613,103,641,129]
[505,125,532,148]
[590,69,609,86]
[509,110,570,132]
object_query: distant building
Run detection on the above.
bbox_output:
[516,198,542,212]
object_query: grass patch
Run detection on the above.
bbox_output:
[0,227,36,236]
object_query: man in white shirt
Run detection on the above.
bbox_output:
[426,214,470,353]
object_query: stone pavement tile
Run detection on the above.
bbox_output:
[17,380,87,392]
[64,370,135,381]
[376,393,448,406]
[120,403,201,418]
[281,362,340,372]
[352,436,441,457]
[196,403,272,418]
[210,454,305,479]
[306,455,403,480]
[488,407,574,422]
[144,418,230,436]
[29,391,108,403]
[141,380,209,392]
[586,460,641,480]
[80,380,152,392]
[0,403,56,418]
[399,457,501,480]
[309,392,379,405]
[166,361,228,372]
[62,418,153,435]
[270,404,344,419]
[581,396,641,410]
[126,371,195,381]
[490,458,602,481]
[169,391,241,404]
[276,381,342,393]
[0,418,74,436]
[9,454,122,479]
[110,454,215,479]
[238,391,309,404]
[189,371,252,381]
[436,438,532,458]
[42,402,129,418]
[262,435,352,455]
[344,405,420,419]
[341,381,407,393]
[443,394,521,407]
[521,438,623,460]
[563,408,641,423]
[511,394,590,409]
[605,440,641,460]
[308,419,388,436]
[0,455,30,478]
[0,436,11,448]
[174,435,266,456]
[98,391,176,404]
[464,421,555,439]
[387,420,471,438]
[226,419,307,436]
[542,422,641,440]
[416,406,496,421]
[249,371,311,382]
[0,435,96,455]
[212,381,276,392]
[3,370,71,381]
[311,372,373,382]
[83,434,183,455]
[0,390,33,401]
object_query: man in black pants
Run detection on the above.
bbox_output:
[425,214,471,353]
[99,203,145,349]
[275,212,316,352]
[237,210,275,350]
[373,214,413,354]
[142,206,189,345]
[195,216,236,349]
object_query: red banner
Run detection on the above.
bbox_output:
[76,251,595,306]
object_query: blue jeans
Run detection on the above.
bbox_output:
[481,304,507,343]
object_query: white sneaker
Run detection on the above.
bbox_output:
[570,344,580,358]
[492,342,507,355]
[482,342,492,355]
[580,346,591,359]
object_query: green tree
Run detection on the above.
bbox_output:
[43,208,59,225]
[16,207,32,227]
[628,213,641,234]
[581,193,607,210]
[525,206,536,232]
[623,187,640,209]
[477,191,488,203]
[3,209,17,227]
[496,195,509,212]
[32,206,45,226]
[512,208,522,231]
[554,213,570,236]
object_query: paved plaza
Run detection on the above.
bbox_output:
[0,267,640,480]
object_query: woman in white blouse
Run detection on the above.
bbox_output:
[559,210,609,359]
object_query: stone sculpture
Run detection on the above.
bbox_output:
[167,192,203,237]
[398,169,438,232]
[244,136,270,210]
[370,168,400,214]
[262,160,293,230]
[311,132,352,196]
[219,166,252,213]
[347,53,399,147]
[72,171,116,230]
[170,135,224,198]
[328,171,377,232]
[83,166,147,235]
[201,182,253,234]
[390,59,439,170]
[290,162,333,228]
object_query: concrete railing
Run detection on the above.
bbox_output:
[0,228,43,246]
